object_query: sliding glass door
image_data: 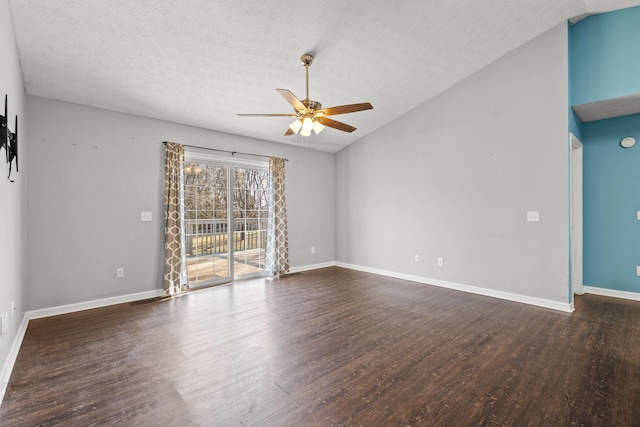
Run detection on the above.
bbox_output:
[231,166,269,278]
[184,156,268,287]
[184,161,230,285]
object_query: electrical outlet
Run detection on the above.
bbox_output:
[117,268,125,278]
[311,246,316,254]
[438,257,444,268]
[637,266,640,276]
[414,254,420,263]
[141,211,152,222]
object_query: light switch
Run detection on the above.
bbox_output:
[141,211,152,222]
[526,211,540,222]
[637,211,640,221]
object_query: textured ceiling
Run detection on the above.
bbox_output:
[8,0,640,153]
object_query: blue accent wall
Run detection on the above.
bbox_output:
[582,114,640,292]
[571,6,640,105]
[570,6,640,294]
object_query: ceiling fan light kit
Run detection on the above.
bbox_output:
[288,119,302,133]
[292,116,324,136]
[238,53,373,138]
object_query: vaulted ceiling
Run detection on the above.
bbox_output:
[8,0,640,152]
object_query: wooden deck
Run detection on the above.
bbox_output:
[186,248,265,283]
[1,267,639,426]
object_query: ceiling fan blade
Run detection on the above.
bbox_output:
[237,113,298,117]
[284,128,295,136]
[316,117,357,133]
[276,89,306,112]
[318,102,373,116]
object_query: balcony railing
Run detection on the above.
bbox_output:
[185,218,267,256]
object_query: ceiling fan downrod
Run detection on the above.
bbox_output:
[301,54,313,102]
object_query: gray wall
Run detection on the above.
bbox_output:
[336,23,571,304]
[26,97,335,310]
[0,0,27,385]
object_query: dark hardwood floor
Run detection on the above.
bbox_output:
[1,267,639,426]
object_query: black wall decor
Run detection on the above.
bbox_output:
[0,94,18,182]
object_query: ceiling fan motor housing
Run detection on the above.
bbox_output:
[303,99,322,111]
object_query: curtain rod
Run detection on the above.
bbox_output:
[163,141,288,161]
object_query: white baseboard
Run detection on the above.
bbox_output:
[0,313,29,408]
[336,262,574,313]
[583,286,640,301]
[289,261,337,274]
[26,289,165,320]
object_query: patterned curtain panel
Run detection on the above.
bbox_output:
[163,142,188,295]
[266,157,290,276]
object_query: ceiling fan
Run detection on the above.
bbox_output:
[237,54,373,137]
